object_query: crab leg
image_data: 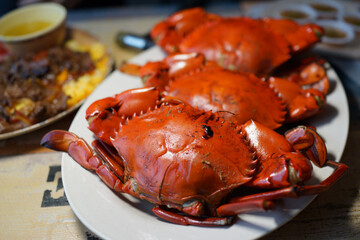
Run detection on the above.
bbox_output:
[41,130,126,192]
[216,199,275,217]
[225,161,347,206]
[152,205,234,226]
[41,130,102,170]
[92,140,125,179]
[154,198,277,226]
[120,52,207,91]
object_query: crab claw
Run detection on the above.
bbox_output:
[86,87,162,120]
[165,52,206,78]
[285,126,327,167]
[118,63,142,76]
[85,87,161,144]
[86,87,186,145]
[133,52,207,91]
[40,130,101,170]
[276,58,330,95]
[297,61,329,95]
[263,19,323,54]
[242,120,313,188]
[288,88,325,122]
[268,77,325,123]
[150,7,221,53]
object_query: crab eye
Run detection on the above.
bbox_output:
[201,125,214,139]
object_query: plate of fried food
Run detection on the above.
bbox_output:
[0,28,112,140]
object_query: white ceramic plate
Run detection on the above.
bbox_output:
[62,46,349,240]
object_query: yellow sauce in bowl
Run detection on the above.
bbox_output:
[3,21,52,37]
[323,26,347,38]
[280,10,309,19]
[310,3,338,13]
[344,16,360,27]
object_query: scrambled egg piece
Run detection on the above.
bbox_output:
[62,40,110,107]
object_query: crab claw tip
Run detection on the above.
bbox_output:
[40,130,77,152]
[285,126,327,167]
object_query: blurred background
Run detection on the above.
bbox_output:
[1,0,240,15]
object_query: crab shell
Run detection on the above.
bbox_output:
[132,53,327,130]
[112,104,258,214]
[151,7,323,75]
[155,65,286,129]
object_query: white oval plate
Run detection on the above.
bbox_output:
[62,46,349,240]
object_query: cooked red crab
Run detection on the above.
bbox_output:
[121,52,328,129]
[151,7,323,75]
[41,87,347,226]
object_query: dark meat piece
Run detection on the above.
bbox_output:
[0,45,95,134]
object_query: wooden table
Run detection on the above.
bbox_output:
[1,3,360,239]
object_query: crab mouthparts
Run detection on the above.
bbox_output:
[201,125,214,139]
